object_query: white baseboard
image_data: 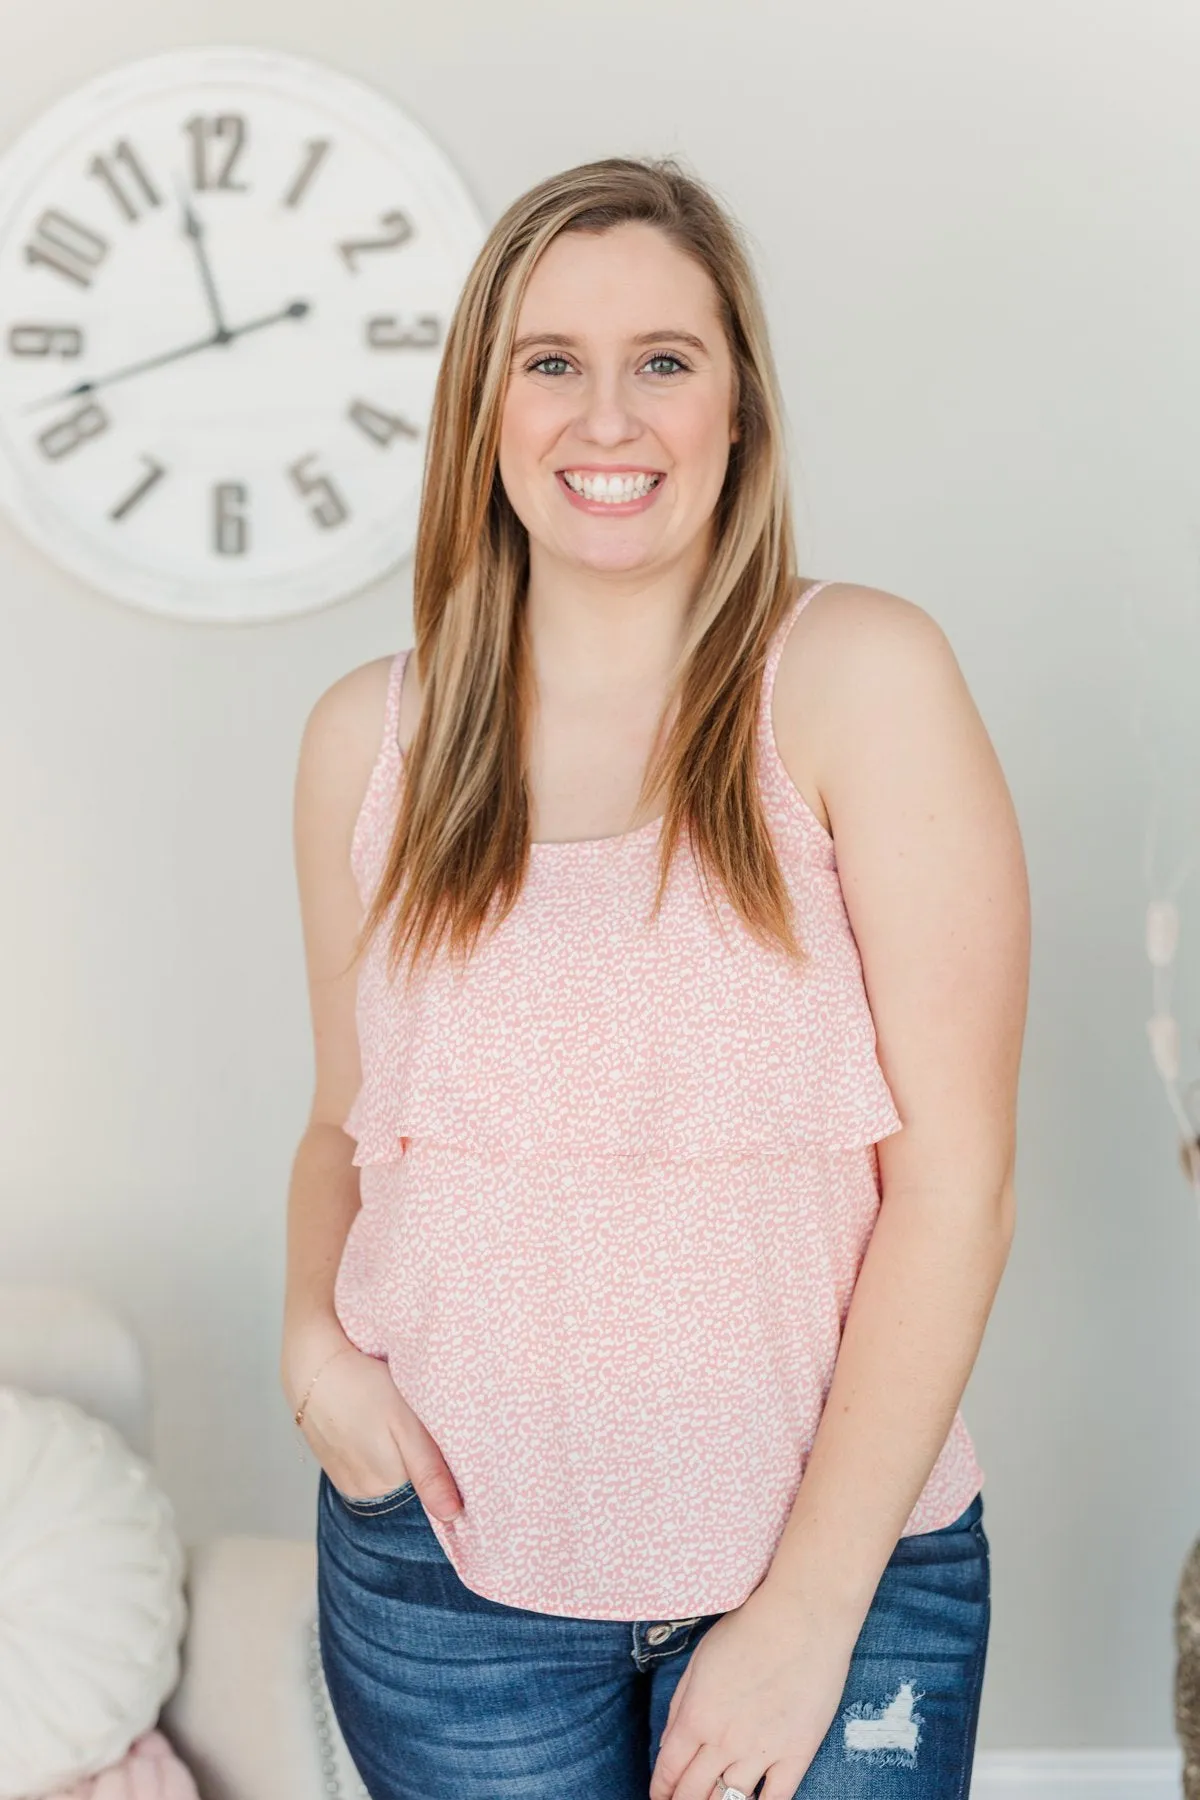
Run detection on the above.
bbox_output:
[972,1750,1184,1798]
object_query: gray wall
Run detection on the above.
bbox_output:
[3,0,1200,1757]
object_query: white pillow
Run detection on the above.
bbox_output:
[306,1613,371,1800]
[0,1387,187,1800]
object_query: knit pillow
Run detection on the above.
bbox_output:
[307,1613,371,1800]
[0,1387,187,1800]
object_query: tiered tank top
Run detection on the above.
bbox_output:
[334,578,984,1621]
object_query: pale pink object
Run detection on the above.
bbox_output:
[39,1731,200,1800]
[335,578,985,1620]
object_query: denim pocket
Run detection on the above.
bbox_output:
[325,1470,419,1516]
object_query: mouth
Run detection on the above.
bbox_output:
[557,469,666,510]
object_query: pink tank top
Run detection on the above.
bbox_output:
[335,579,984,1621]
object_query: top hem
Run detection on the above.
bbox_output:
[419,1465,986,1622]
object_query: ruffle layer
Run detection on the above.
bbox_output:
[342,849,903,1166]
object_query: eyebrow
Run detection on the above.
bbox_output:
[510,328,710,357]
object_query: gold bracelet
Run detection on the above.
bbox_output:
[293,1345,355,1428]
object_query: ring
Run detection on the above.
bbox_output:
[715,1782,749,1800]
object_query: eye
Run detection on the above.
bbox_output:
[521,350,693,378]
[642,352,690,376]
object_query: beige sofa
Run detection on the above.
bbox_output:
[0,1283,366,1800]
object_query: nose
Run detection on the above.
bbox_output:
[574,369,645,448]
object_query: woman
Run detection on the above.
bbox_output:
[283,155,1029,1800]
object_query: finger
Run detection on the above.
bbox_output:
[654,1741,732,1800]
[647,1723,705,1800]
[713,1759,772,1800]
[758,1762,809,1800]
[422,1474,463,1519]
[402,1445,462,1519]
[395,1419,463,1519]
[647,1733,686,1800]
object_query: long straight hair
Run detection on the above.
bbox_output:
[355,154,812,985]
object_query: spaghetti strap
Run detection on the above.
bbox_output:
[348,649,410,903]
[762,579,831,713]
[794,576,831,617]
[385,647,410,762]
[755,580,835,845]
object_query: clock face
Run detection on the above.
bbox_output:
[0,47,486,622]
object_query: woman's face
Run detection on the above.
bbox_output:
[497,221,740,579]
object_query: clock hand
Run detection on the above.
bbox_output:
[23,301,311,412]
[178,182,232,344]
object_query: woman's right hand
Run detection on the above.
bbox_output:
[298,1345,464,1522]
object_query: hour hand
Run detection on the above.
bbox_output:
[178,183,231,343]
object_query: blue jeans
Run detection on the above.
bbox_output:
[316,1470,989,1799]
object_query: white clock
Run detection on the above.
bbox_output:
[0,46,486,622]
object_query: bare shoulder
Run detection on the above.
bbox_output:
[301,653,395,760]
[773,580,964,832]
[779,579,951,719]
[293,653,398,851]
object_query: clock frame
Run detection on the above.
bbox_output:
[0,46,486,622]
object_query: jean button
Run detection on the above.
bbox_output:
[646,1623,672,1645]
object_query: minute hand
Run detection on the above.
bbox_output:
[25,301,311,412]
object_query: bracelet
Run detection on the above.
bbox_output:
[293,1345,355,1428]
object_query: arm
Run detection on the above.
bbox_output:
[760,586,1029,1624]
[280,657,392,1413]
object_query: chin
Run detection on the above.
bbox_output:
[575,553,658,578]
[556,532,662,572]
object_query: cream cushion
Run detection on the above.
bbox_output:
[0,1387,186,1800]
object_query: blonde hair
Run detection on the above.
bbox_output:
[356,152,811,985]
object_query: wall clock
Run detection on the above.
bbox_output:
[0,46,485,622]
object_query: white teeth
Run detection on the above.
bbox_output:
[562,470,661,502]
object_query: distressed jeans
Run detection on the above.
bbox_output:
[317,1470,989,1800]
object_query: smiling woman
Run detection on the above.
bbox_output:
[498,227,738,603]
[286,152,1027,1800]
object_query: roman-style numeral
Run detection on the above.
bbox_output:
[283,139,332,209]
[109,456,167,522]
[348,400,420,448]
[185,114,249,192]
[23,210,108,289]
[366,313,441,350]
[337,210,414,273]
[89,139,162,223]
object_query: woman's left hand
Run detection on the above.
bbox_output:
[648,1578,859,1800]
